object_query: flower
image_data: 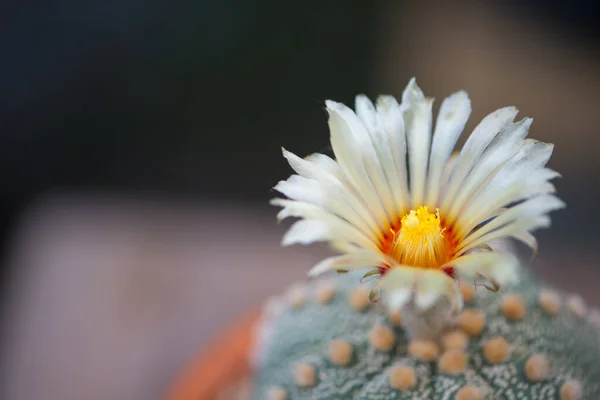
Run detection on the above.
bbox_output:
[271,78,563,313]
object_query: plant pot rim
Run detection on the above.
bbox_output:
[165,309,260,400]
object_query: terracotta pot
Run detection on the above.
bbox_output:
[165,310,260,400]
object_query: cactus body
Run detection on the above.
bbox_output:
[252,269,600,399]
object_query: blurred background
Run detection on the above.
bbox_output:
[1,1,599,399]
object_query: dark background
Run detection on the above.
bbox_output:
[1,1,378,227]
[1,2,600,400]
[1,0,600,248]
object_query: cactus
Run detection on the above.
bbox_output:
[251,268,600,399]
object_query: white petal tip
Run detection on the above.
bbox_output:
[325,99,340,110]
[271,182,285,194]
[415,292,439,310]
[376,93,396,104]
[280,240,292,247]
[269,198,283,206]
[308,256,345,277]
[444,90,470,105]
[402,77,425,103]
[386,288,412,311]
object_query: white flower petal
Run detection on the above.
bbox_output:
[509,230,538,256]
[414,271,452,310]
[303,152,344,177]
[511,139,554,169]
[274,175,323,205]
[379,267,459,311]
[458,214,552,255]
[402,79,433,207]
[355,94,378,133]
[280,217,380,250]
[459,195,564,251]
[447,252,518,288]
[356,95,410,219]
[279,149,381,236]
[455,137,558,235]
[326,100,393,227]
[440,152,460,193]
[379,267,418,309]
[273,82,563,316]
[270,198,378,250]
[401,77,426,104]
[274,175,377,240]
[281,147,325,179]
[441,106,518,214]
[386,287,413,310]
[485,139,556,193]
[379,267,417,289]
[458,169,559,235]
[281,219,329,246]
[308,251,386,276]
[376,95,411,213]
[445,118,532,223]
[425,91,471,208]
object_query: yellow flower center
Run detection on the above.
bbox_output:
[391,206,450,268]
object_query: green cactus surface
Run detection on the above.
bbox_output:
[251,269,600,399]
